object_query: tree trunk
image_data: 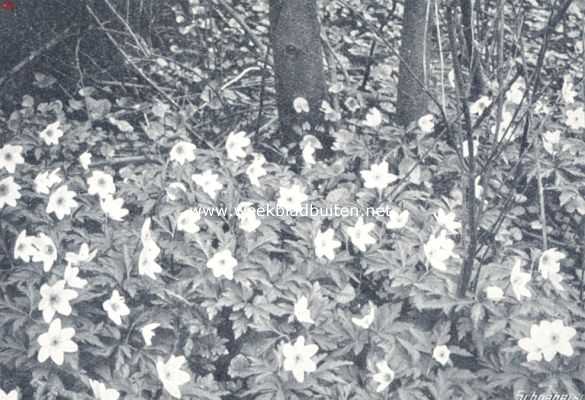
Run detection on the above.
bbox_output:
[461,0,485,100]
[268,0,326,150]
[396,0,431,127]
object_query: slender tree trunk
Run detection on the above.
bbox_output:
[396,0,431,127]
[268,0,326,149]
[461,0,485,100]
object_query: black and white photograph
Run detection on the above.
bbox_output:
[0,0,585,399]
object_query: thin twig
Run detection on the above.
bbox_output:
[86,5,180,109]
[103,0,150,55]
[360,0,397,89]
[321,33,351,84]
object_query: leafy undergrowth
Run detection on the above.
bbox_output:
[0,75,584,400]
[1,1,585,400]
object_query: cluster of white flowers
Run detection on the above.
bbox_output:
[14,231,57,271]
[30,241,98,370]
[0,143,24,210]
[86,170,129,221]
[139,217,162,279]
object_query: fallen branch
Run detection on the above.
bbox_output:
[87,156,164,168]
[0,26,75,88]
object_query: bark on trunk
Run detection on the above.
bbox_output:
[396,0,431,127]
[268,0,326,149]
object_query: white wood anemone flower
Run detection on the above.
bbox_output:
[314,228,341,261]
[0,388,18,400]
[510,258,531,301]
[372,360,395,392]
[0,176,21,209]
[169,141,197,165]
[79,151,92,170]
[31,233,58,272]
[518,320,577,362]
[434,208,462,235]
[177,209,201,234]
[236,202,261,233]
[485,286,504,302]
[100,195,129,221]
[352,301,376,329]
[0,144,25,174]
[432,345,451,366]
[346,217,376,252]
[156,355,191,399]
[207,249,238,280]
[226,131,250,161]
[39,120,64,146]
[192,170,223,199]
[141,322,160,347]
[246,153,267,187]
[88,379,120,400]
[38,280,78,323]
[46,185,79,220]
[364,107,383,128]
[102,289,130,326]
[418,114,435,133]
[87,170,116,198]
[65,243,97,266]
[538,248,566,291]
[37,318,78,366]
[386,209,409,230]
[64,264,88,289]
[13,230,36,263]
[423,230,457,272]
[34,168,62,194]
[293,296,314,325]
[360,161,398,192]
[282,336,319,383]
[277,184,308,212]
